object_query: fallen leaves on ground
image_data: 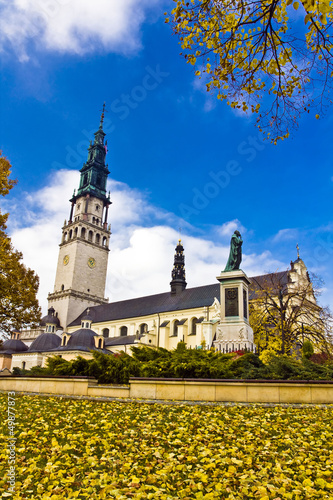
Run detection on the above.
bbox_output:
[0,394,332,499]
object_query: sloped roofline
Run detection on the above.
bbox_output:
[68,271,290,327]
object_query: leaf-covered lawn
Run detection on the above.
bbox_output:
[1,394,333,499]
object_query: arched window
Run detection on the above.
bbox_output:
[102,328,109,338]
[96,204,100,212]
[92,217,95,224]
[61,284,64,291]
[120,326,128,337]
[98,338,103,349]
[88,231,93,242]
[83,174,88,185]
[140,323,148,334]
[191,318,198,335]
[81,228,86,239]
[69,229,73,239]
[74,227,78,237]
[102,236,107,247]
[95,234,100,245]
[173,320,180,337]
[63,232,68,243]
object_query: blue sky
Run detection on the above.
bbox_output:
[0,0,332,313]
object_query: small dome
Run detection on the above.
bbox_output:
[0,339,28,354]
[29,333,61,352]
[67,329,97,349]
[40,307,61,327]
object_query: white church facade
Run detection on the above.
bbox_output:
[0,111,316,370]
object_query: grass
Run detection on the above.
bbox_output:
[0,394,333,499]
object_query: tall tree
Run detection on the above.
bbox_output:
[166,0,333,142]
[0,152,41,337]
[249,268,333,355]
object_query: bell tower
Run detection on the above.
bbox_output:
[48,106,111,329]
[170,240,187,295]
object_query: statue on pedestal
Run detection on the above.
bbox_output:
[224,231,243,271]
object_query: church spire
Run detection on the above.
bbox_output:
[170,239,187,295]
[74,107,110,203]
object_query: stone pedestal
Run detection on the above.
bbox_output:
[214,269,255,353]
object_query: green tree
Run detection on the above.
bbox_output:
[166,0,333,142]
[249,269,333,356]
[0,152,41,336]
[302,339,314,359]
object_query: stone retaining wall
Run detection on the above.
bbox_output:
[0,376,332,404]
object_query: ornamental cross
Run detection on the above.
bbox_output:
[99,102,107,126]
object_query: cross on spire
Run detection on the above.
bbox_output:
[99,102,107,128]
[296,243,300,259]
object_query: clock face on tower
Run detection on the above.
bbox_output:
[88,257,96,269]
[63,255,69,266]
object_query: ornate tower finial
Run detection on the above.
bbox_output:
[170,240,187,295]
[296,243,300,259]
[99,102,106,128]
[73,110,110,203]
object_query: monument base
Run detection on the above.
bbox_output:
[214,321,255,353]
[214,269,256,353]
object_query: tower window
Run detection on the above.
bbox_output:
[97,175,102,187]
[61,284,64,291]
[83,174,88,185]
[63,232,68,243]
[74,227,78,237]
[88,231,93,242]
[96,234,100,245]
[96,205,100,212]
[69,230,73,239]
[102,236,107,247]
[81,228,86,239]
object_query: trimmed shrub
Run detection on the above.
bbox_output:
[302,340,314,360]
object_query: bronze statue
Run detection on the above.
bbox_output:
[224,230,242,271]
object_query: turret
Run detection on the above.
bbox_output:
[170,239,187,295]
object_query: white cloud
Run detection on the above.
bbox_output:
[218,219,245,238]
[0,0,159,60]
[272,228,296,242]
[7,169,289,316]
